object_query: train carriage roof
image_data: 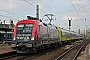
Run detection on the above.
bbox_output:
[58,27,81,36]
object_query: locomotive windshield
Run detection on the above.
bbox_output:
[16,24,33,41]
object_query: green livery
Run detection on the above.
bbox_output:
[57,26,82,43]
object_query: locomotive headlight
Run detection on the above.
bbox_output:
[11,44,16,47]
[12,36,17,43]
[31,36,34,40]
[13,36,16,40]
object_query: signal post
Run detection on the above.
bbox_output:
[68,18,72,40]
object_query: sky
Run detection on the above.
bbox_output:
[0,0,90,33]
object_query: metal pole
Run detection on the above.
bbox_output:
[68,18,72,40]
[36,5,39,19]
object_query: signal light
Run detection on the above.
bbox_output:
[69,20,71,26]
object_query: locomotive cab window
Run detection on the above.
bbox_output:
[16,24,33,40]
[18,24,24,27]
[17,24,33,33]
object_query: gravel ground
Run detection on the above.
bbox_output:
[0,40,90,60]
[0,44,15,54]
[77,43,90,60]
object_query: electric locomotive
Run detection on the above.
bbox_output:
[11,16,59,53]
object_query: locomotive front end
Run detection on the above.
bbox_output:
[11,19,38,53]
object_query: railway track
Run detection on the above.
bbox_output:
[0,47,56,60]
[0,40,89,60]
[6,54,30,60]
[0,53,34,60]
[0,54,19,60]
[55,40,89,60]
[24,40,86,60]
[0,43,67,60]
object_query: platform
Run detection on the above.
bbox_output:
[0,44,15,55]
[77,43,90,60]
[84,43,90,60]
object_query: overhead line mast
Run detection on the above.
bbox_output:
[36,5,39,19]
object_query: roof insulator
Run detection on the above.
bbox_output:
[27,16,38,20]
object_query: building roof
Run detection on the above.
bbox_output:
[0,24,13,31]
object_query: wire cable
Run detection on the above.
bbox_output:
[0,15,11,18]
[23,0,47,14]
[69,0,84,23]
[38,0,57,14]
[0,10,24,17]
[75,0,89,29]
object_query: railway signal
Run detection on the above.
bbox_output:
[68,18,72,31]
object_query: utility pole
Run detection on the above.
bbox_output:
[36,5,39,19]
[85,18,87,38]
[78,28,80,34]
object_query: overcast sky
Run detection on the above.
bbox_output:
[0,0,90,32]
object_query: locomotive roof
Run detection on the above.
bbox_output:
[48,25,57,29]
[17,19,38,24]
